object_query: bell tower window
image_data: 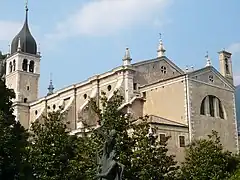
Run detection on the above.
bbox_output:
[225,58,230,75]
[22,59,28,71]
[29,60,34,73]
[13,60,16,71]
[9,62,12,73]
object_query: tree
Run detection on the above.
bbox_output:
[81,92,133,179]
[229,165,240,180]
[83,91,177,179]
[29,110,82,180]
[130,118,178,180]
[0,79,31,180]
[179,130,238,180]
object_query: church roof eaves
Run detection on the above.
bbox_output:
[187,66,235,90]
[139,74,185,90]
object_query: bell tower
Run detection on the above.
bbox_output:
[218,50,233,84]
[5,2,40,127]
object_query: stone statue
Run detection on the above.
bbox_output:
[96,129,124,180]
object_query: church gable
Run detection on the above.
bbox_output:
[189,67,234,90]
[133,57,184,86]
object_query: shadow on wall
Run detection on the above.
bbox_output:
[236,85,240,134]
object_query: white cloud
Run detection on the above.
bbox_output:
[227,43,240,55]
[46,0,171,41]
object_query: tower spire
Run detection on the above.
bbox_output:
[157,33,166,57]
[25,0,29,24]
[47,73,54,96]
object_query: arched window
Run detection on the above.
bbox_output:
[225,58,230,74]
[13,60,16,71]
[200,95,225,119]
[9,62,12,73]
[29,60,34,73]
[22,59,28,71]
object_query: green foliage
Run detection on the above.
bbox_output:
[229,166,240,180]
[0,79,30,180]
[130,118,178,180]
[0,78,15,118]
[179,130,238,180]
[84,91,177,179]
[29,110,84,180]
[85,91,133,179]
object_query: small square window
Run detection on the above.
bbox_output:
[23,98,27,103]
[133,83,137,90]
[160,134,166,145]
[179,136,185,147]
[27,86,30,91]
[142,92,146,99]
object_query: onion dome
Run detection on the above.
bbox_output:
[11,6,37,55]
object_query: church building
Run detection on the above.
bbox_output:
[1,5,238,162]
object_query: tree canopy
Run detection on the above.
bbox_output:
[179,130,238,180]
[82,91,178,179]
[0,79,30,180]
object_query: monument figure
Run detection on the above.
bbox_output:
[96,129,124,180]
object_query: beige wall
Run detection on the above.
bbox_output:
[19,72,39,102]
[128,99,144,120]
[142,78,187,125]
[14,104,30,129]
[154,125,189,162]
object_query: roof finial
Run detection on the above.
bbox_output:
[37,43,41,55]
[157,33,166,57]
[205,51,212,67]
[7,44,10,57]
[47,73,54,96]
[25,0,28,11]
[123,47,132,66]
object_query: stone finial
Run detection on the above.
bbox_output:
[47,73,54,95]
[205,51,212,67]
[157,33,166,57]
[7,45,10,57]
[17,38,21,52]
[191,66,194,71]
[185,65,189,72]
[123,47,132,66]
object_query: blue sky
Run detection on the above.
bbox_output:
[0,0,240,97]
